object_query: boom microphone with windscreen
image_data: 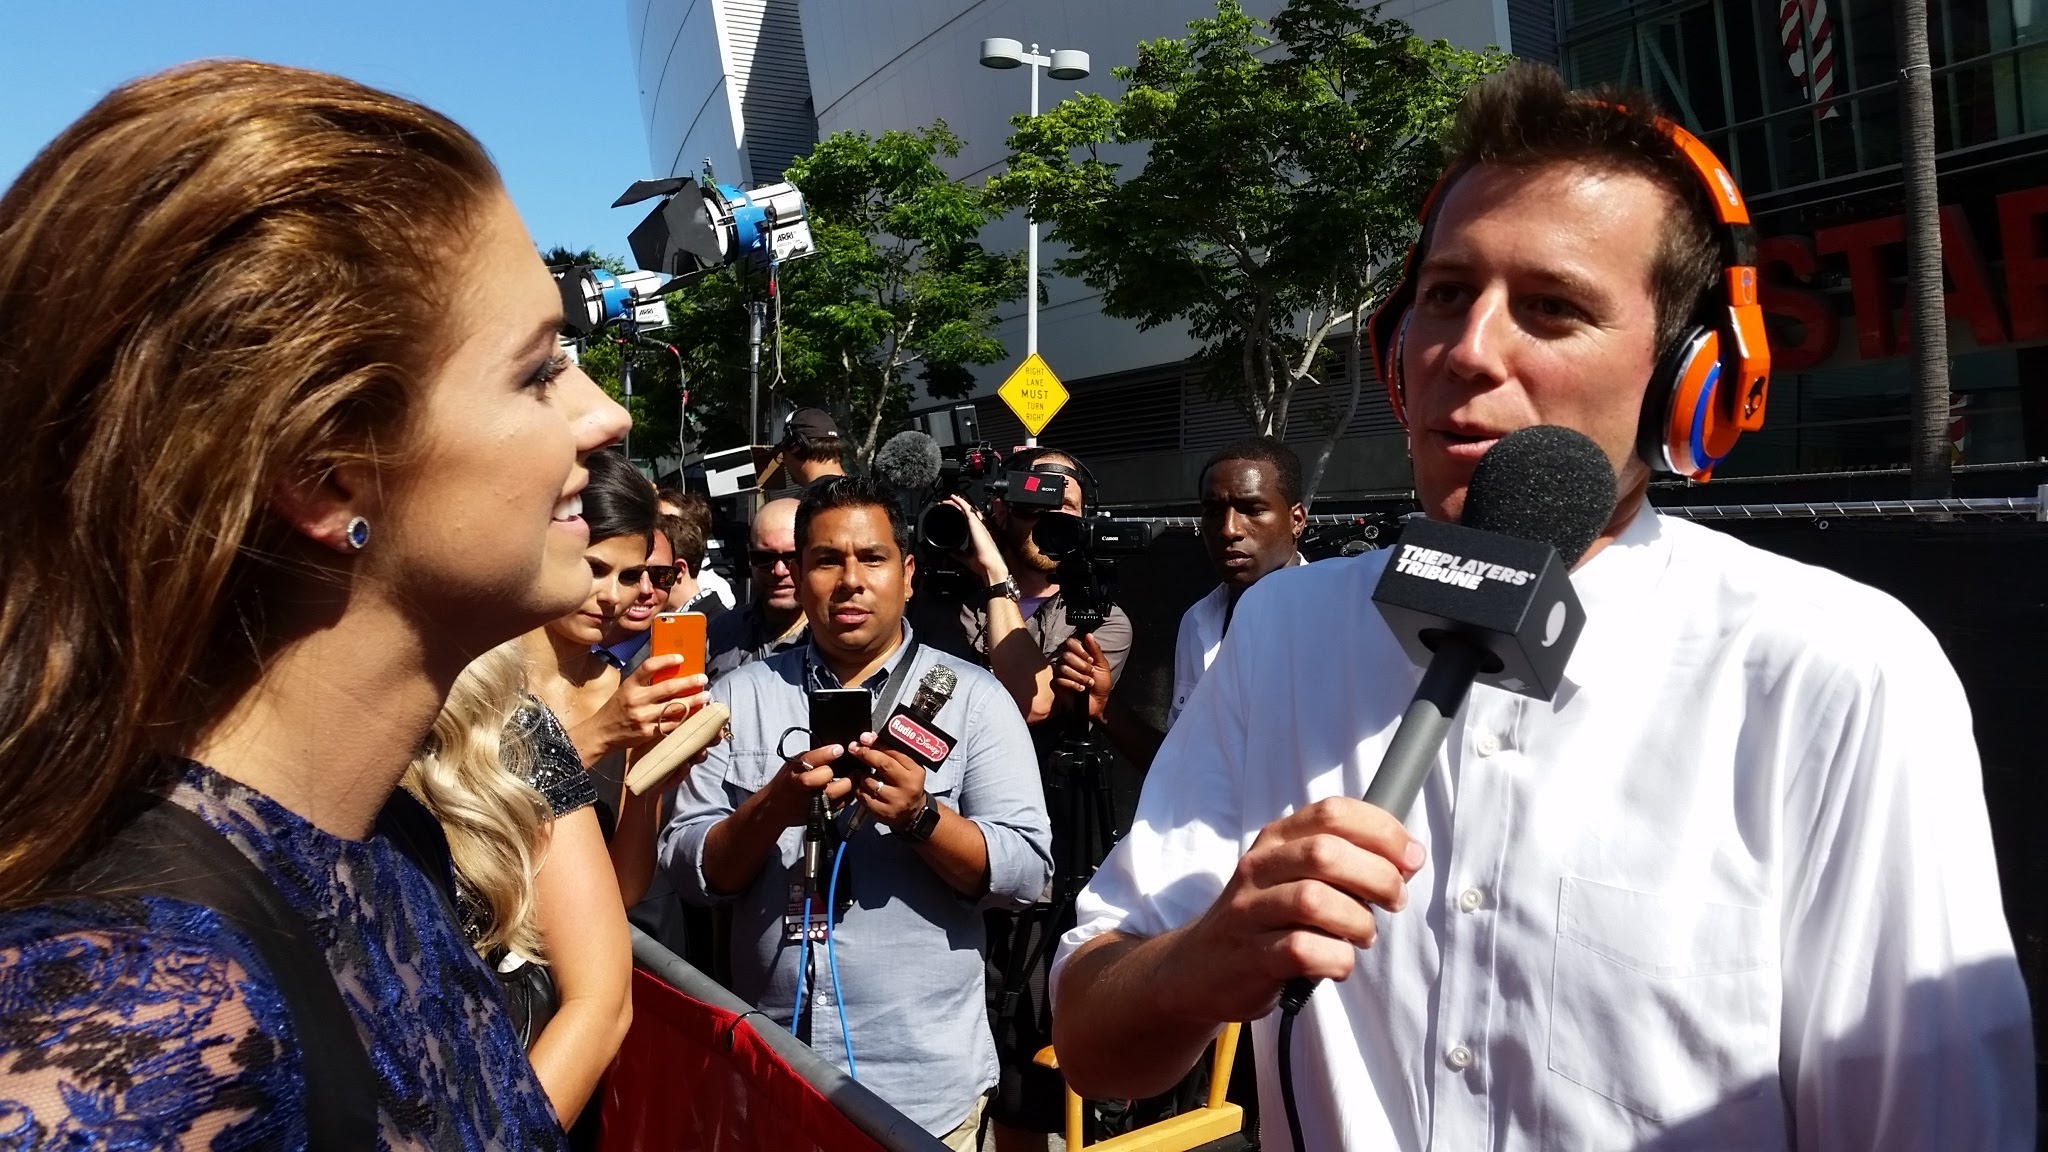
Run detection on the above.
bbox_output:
[875,430,943,495]
[1273,426,1617,1152]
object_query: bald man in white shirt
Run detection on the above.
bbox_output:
[1049,66,2034,1151]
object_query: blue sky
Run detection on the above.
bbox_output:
[0,0,651,262]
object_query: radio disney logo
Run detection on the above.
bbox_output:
[1393,544,1535,591]
[886,713,952,764]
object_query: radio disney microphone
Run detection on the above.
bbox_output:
[878,664,959,772]
[848,664,959,834]
[1273,425,1616,1152]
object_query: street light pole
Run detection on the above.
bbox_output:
[1028,52,1040,362]
[980,37,1089,447]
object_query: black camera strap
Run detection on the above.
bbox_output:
[868,637,923,732]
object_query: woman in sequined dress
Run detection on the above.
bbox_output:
[0,62,641,1147]
[404,644,635,1135]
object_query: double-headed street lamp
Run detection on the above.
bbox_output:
[978,38,1089,362]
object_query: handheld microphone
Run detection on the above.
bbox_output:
[1272,426,1616,1152]
[848,664,959,835]
[1354,424,1617,819]
[876,664,960,773]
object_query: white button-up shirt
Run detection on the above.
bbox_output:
[1167,555,1306,731]
[1058,510,2033,1150]
[1167,584,1230,731]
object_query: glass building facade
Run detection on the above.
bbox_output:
[1558,0,2048,475]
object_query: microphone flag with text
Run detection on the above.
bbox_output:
[875,664,959,774]
[1358,425,1617,819]
[1272,425,1617,1152]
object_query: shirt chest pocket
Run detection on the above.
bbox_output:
[724,749,784,797]
[1547,877,1779,1126]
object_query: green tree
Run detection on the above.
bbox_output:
[662,123,1025,465]
[987,0,1504,504]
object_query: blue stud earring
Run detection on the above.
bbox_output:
[345,516,371,551]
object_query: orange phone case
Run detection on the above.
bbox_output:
[649,612,707,682]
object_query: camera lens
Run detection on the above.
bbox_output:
[919,503,971,553]
[1029,512,1087,560]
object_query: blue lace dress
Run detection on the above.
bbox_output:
[0,763,568,1150]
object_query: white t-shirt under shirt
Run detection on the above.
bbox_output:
[1057,510,2033,1150]
[695,564,737,611]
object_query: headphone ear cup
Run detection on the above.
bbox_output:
[1384,310,1413,428]
[1639,327,1725,478]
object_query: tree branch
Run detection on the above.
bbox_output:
[1304,303,1369,509]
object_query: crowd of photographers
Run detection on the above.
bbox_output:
[534,405,1313,1149]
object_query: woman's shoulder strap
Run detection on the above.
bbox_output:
[51,797,379,1150]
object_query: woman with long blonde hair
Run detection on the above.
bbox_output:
[406,641,638,1134]
[0,60,701,1147]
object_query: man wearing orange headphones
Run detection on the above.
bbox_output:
[1048,64,2033,1150]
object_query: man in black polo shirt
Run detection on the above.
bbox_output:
[707,497,806,680]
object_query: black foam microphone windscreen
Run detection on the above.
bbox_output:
[875,430,943,493]
[1459,425,1618,568]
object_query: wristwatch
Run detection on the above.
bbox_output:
[983,576,1021,603]
[898,797,942,843]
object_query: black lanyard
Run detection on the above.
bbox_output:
[866,637,922,731]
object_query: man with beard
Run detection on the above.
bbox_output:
[917,447,1134,724]
[1056,437,1307,771]
[911,446,1134,1149]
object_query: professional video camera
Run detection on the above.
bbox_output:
[1029,512,1155,634]
[916,446,1068,554]
[874,409,1070,562]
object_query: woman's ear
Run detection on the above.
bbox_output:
[270,461,378,554]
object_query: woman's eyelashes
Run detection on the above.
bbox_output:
[527,351,569,393]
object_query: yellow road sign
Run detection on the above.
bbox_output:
[996,353,1069,437]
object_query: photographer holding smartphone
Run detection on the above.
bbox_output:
[661,476,1052,1150]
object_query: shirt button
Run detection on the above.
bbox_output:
[1458,887,1484,912]
[1447,1044,1473,1070]
[1474,733,1501,757]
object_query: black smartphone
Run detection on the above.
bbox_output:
[809,687,873,778]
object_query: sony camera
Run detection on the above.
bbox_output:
[917,445,1069,553]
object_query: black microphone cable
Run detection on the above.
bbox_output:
[1272,633,1487,1152]
[1277,981,1313,1152]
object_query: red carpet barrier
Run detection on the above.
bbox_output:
[599,967,884,1152]
[601,927,947,1152]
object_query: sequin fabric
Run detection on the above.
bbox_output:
[518,703,597,820]
[454,701,597,950]
[0,763,569,1150]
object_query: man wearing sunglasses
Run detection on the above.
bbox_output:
[708,497,809,681]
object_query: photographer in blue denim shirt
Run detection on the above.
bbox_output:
[660,476,1053,1148]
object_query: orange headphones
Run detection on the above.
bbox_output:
[1366,117,1770,482]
